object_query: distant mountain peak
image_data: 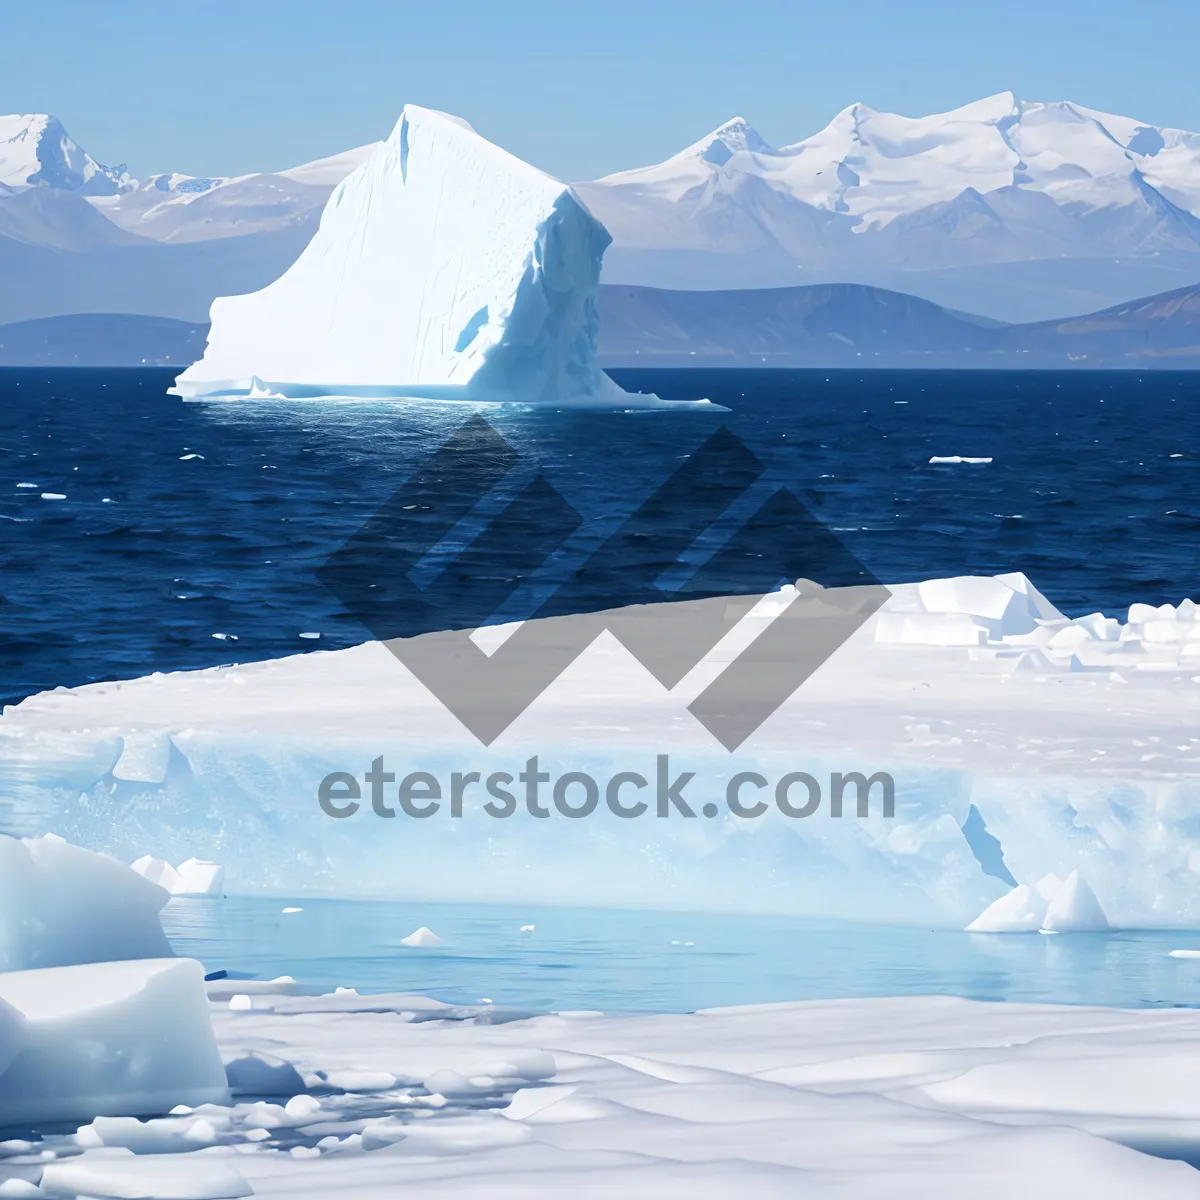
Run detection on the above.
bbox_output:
[0,113,132,195]
[680,117,773,167]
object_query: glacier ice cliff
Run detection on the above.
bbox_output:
[172,105,642,406]
[5,574,1200,927]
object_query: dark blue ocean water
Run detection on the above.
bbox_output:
[1,367,1198,707]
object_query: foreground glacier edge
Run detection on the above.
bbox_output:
[171,105,713,409]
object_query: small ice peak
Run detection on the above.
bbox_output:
[1041,869,1109,933]
[131,853,225,896]
[400,926,443,947]
[684,117,774,167]
[965,883,1046,933]
[965,869,1109,933]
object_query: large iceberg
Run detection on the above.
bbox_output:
[172,105,644,406]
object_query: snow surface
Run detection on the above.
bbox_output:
[173,106,674,407]
[6,988,1200,1196]
[5,573,1200,926]
[0,958,230,1126]
[0,835,173,971]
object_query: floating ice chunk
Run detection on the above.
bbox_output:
[1169,949,1200,959]
[112,732,173,783]
[40,492,66,500]
[520,924,536,932]
[0,959,230,1126]
[74,1112,222,1153]
[965,884,1047,933]
[1129,602,1176,624]
[1071,613,1121,642]
[0,835,172,971]
[171,105,669,408]
[1047,625,1093,652]
[16,482,37,488]
[281,906,302,914]
[298,632,320,639]
[929,456,992,464]
[175,859,225,896]
[1041,869,1110,932]
[179,453,205,461]
[40,1155,250,1200]
[131,855,185,894]
[400,926,443,947]
[918,575,1041,637]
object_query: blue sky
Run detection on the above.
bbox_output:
[7,0,1200,180]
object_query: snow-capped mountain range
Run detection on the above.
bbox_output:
[1,111,379,243]
[3,94,1200,323]
[574,93,1200,318]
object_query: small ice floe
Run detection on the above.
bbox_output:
[16,482,36,488]
[929,455,992,464]
[966,869,1109,933]
[1169,949,1200,959]
[520,924,535,932]
[400,926,443,947]
[0,959,229,1126]
[40,492,66,500]
[281,906,302,914]
[179,453,205,460]
[212,632,238,641]
[299,632,321,639]
[225,1051,307,1097]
